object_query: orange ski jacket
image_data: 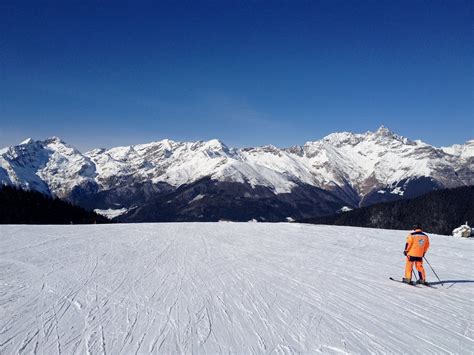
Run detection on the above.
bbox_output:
[405,229,430,257]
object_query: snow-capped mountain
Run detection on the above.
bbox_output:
[0,137,97,199]
[1,127,472,221]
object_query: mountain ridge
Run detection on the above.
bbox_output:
[1,126,472,222]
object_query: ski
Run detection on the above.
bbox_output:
[389,277,420,287]
[418,282,437,289]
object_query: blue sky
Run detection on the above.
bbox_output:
[0,0,472,151]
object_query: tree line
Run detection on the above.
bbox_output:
[299,186,474,235]
[0,185,109,224]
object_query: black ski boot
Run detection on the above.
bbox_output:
[402,278,413,285]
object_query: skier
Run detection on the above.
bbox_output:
[403,224,430,285]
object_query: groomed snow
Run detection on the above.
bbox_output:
[0,223,472,354]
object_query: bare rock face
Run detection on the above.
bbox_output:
[1,127,472,221]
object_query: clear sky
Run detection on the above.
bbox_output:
[1,0,472,151]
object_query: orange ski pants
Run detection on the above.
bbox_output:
[405,257,426,280]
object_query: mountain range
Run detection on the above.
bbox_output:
[1,126,472,222]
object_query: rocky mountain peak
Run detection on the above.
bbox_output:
[192,139,231,156]
[321,131,361,147]
[20,138,35,145]
[374,125,392,136]
[43,136,66,145]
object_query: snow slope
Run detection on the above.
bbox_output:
[0,223,472,354]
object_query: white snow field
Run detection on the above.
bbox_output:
[0,223,473,354]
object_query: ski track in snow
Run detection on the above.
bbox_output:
[0,223,472,354]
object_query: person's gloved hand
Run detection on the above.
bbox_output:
[403,251,407,256]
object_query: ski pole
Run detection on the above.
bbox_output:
[411,267,418,283]
[424,256,443,286]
